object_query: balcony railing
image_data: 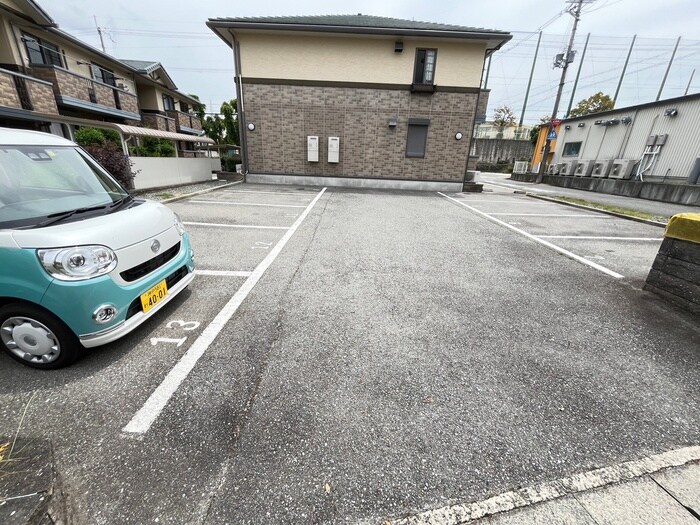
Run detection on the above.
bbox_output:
[0,67,59,115]
[30,64,140,121]
[166,109,202,133]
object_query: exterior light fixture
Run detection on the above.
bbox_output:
[564,125,571,130]
[577,122,585,127]
[621,116,632,125]
[247,123,256,131]
[455,132,463,140]
[664,108,678,117]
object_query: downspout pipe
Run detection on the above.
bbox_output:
[229,29,249,175]
[465,48,490,182]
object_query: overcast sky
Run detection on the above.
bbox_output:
[45,0,700,124]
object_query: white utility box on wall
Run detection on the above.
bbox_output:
[307,135,319,162]
[328,136,340,163]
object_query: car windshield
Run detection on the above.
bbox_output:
[0,145,129,228]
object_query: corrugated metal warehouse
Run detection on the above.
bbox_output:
[551,93,700,187]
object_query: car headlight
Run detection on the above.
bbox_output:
[38,245,117,281]
[174,213,186,236]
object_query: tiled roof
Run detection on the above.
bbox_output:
[208,14,507,35]
[120,59,160,73]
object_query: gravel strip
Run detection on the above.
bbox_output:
[134,180,236,202]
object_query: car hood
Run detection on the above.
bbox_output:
[11,200,176,250]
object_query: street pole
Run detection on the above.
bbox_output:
[657,36,681,101]
[537,0,586,181]
[613,34,636,105]
[519,31,542,128]
[565,32,590,118]
[685,69,696,96]
[94,16,106,53]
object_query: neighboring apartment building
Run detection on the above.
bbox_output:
[475,121,532,140]
[207,15,511,190]
[0,0,203,143]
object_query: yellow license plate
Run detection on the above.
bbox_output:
[140,280,168,313]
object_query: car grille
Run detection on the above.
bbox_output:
[125,265,190,320]
[120,242,180,282]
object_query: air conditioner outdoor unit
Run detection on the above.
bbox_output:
[609,159,637,180]
[575,159,595,177]
[591,159,614,178]
[559,161,574,176]
[547,163,559,175]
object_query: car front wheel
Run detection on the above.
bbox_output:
[0,303,81,369]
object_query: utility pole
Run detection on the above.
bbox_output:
[519,31,542,128]
[565,32,590,117]
[685,69,696,96]
[537,0,590,180]
[94,15,106,53]
[657,37,681,101]
[613,34,636,105]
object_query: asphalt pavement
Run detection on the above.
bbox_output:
[1,182,698,524]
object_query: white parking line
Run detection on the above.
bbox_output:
[189,200,306,208]
[194,270,253,277]
[538,236,664,241]
[489,213,609,218]
[123,187,327,434]
[392,445,700,525]
[438,192,624,279]
[183,221,289,231]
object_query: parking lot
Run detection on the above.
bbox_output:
[1,183,698,524]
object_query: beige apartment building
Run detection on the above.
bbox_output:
[0,0,203,143]
[208,15,511,190]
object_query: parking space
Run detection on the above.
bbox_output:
[1,182,698,525]
[442,185,664,283]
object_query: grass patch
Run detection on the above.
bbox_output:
[548,196,668,223]
[155,192,176,199]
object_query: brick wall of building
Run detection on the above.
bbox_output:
[0,71,21,108]
[243,83,477,182]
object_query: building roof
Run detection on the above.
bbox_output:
[207,13,512,51]
[562,92,700,123]
[211,14,504,34]
[120,59,160,73]
[120,59,179,91]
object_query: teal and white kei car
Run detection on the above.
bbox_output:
[0,128,194,369]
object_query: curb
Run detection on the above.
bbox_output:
[161,181,242,204]
[525,193,668,228]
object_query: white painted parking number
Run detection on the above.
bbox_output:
[150,320,201,347]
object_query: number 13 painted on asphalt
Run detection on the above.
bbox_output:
[150,320,201,347]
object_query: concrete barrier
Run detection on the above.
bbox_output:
[644,213,700,314]
[509,173,700,205]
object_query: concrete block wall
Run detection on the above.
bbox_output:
[243,83,477,182]
[645,214,700,314]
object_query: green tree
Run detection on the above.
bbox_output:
[493,105,517,138]
[569,92,614,118]
[203,114,224,144]
[220,99,239,145]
